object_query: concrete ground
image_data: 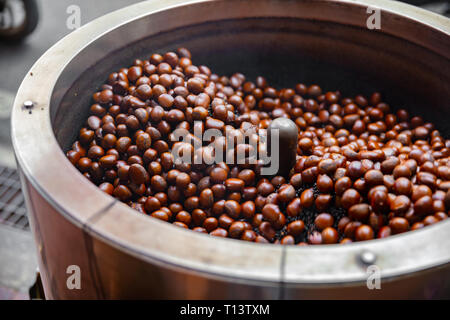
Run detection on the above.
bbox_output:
[0,0,142,168]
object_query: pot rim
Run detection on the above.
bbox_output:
[11,0,450,285]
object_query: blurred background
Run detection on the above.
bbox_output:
[0,0,448,299]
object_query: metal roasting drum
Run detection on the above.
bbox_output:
[11,0,450,299]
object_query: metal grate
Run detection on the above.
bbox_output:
[0,165,29,230]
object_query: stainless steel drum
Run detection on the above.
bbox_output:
[11,0,450,299]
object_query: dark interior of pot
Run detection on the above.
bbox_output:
[51,17,450,152]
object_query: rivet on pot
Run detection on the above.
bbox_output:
[359,250,377,265]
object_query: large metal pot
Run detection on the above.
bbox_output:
[11,0,450,299]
